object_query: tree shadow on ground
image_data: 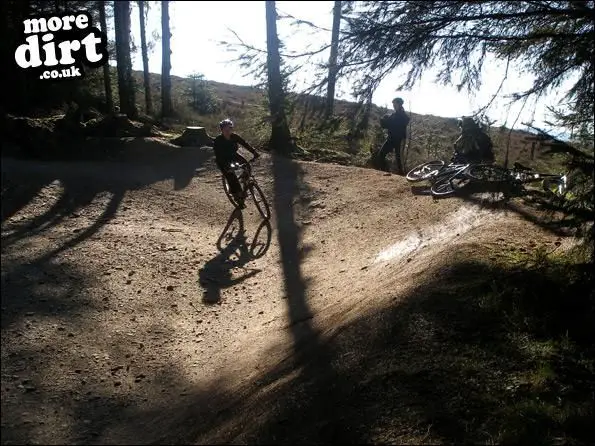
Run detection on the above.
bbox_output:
[1,273,245,445]
[33,224,591,445]
[1,146,212,252]
[198,208,272,305]
[1,251,105,445]
[1,174,53,223]
[460,181,589,238]
[215,247,594,444]
[3,152,592,445]
[228,153,363,444]
[1,148,213,328]
[415,178,591,238]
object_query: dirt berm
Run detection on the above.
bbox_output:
[1,136,576,444]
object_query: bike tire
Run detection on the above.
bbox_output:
[221,175,242,208]
[466,164,508,182]
[250,219,272,259]
[406,160,446,182]
[430,172,471,197]
[248,181,271,220]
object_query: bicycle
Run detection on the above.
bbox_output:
[405,116,496,198]
[406,153,476,197]
[465,162,568,197]
[221,157,271,220]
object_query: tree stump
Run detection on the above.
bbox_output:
[172,126,214,147]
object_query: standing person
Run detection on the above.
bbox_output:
[213,119,260,208]
[375,97,410,175]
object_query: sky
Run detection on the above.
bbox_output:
[112,0,573,131]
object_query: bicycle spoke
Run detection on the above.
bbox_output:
[430,170,471,197]
[406,160,445,182]
[430,178,456,196]
[249,181,271,220]
[466,164,508,182]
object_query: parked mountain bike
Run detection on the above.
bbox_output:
[466,162,569,197]
[405,115,496,198]
[406,154,475,197]
[222,158,271,220]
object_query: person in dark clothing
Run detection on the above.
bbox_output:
[213,119,260,208]
[375,97,410,174]
[452,116,495,164]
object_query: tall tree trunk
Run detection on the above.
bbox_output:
[3,0,31,113]
[265,0,292,153]
[113,0,138,119]
[161,0,173,117]
[326,0,341,118]
[98,1,114,113]
[139,0,153,115]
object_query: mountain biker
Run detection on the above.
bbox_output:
[213,119,260,208]
[452,117,495,164]
[375,97,410,175]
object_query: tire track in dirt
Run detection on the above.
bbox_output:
[374,204,502,264]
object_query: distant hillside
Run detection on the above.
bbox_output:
[125,69,567,172]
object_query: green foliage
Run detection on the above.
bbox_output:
[560,153,594,263]
[186,73,220,114]
[339,1,594,136]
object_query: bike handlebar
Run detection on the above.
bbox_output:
[228,156,260,174]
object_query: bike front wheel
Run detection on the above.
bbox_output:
[222,175,241,208]
[430,172,472,197]
[250,219,272,258]
[406,160,445,182]
[248,181,271,220]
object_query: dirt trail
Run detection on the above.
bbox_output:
[1,141,570,444]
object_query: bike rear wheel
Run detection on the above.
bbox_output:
[406,160,445,182]
[248,181,271,220]
[466,164,509,182]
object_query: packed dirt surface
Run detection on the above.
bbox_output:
[1,138,574,444]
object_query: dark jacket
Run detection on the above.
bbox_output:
[213,132,257,166]
[381,109,410,140]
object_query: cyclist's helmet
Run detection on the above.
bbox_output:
[219,118,234,130]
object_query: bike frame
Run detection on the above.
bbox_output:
[425,161,472,185]
[222,157,272,220]
[466,163,568,196]
[228,160,253,195]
